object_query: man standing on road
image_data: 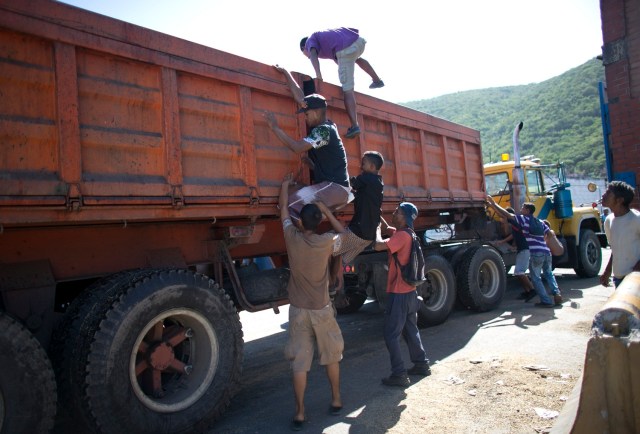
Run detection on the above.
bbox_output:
[486,196,557,307]
[373,202,430,388]
[599,181,640,287]
[300,27,385,139]
[486,197,536,301]
[279,175,346,431]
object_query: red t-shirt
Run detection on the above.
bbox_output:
[385,228,416,294]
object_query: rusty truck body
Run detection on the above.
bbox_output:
[0,1,506,432]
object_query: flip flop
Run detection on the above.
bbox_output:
[329,405,342,416]
[290,419,305,431]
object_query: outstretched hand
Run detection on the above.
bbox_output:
[281,172,294,186]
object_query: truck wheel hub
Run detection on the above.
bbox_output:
[148,342,175,370]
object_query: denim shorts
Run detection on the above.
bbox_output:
[513,249,531,275]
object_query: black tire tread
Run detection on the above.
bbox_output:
[417,254,456,328]
[456,246,506,312]
[84,269,242,434]
[574,229,602,278]
[0,312,57,434]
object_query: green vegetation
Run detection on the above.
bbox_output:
[402,58,606,177]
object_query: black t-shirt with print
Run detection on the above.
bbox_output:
[305,120,349,187]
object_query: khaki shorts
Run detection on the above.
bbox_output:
[285,304,344,372]
[333,228,372,263]
[336,37,366,92]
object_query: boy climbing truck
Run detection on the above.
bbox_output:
[0,1,520,432]
[483,123,607,279]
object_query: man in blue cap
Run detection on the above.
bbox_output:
[373,202,430,387]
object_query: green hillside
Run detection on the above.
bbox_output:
[402,58,606,177]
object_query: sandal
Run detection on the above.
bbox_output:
[329,405,342,416]
[290,419,305,431]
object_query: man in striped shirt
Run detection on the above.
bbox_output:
[487,197,558,307]
[516,203,558,308]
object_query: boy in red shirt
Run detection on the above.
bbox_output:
[374,202,430,387]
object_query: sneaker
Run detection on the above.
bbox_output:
[407,364,431,377]
[553,294,563,305]
[369,80,385,89]
[381,374,410,388]
[524,291,536,302]
[344,126,361,139]
[534,302,554,308]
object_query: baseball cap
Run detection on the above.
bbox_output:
[399,202,418,228]
[296,94,327,113]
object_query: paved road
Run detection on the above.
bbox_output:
[211,249,613,433]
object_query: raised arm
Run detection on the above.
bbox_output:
[279,174,293,223]
[273,65,305,106]
[486,195,513,221]
[315,201,345,233]
[264,112,312,154]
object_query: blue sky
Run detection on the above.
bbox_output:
[60,0,603,103]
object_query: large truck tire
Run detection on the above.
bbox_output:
[417,254,456,327]
[52,269,243,433]
[0,312,57,434]
[574,229,602,278]
[50,270,155,431]
[456,246,506,312]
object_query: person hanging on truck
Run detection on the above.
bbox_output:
[330,151,385,298]
[299,27,385,139]
[265,93,351,221]
[599,180,640,288]
[373,202,431,388]
[278,174,346,430]
[486,197,536,301]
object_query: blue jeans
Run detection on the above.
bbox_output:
[383,291,428,376]
[540,254,560,296]
[529,253,554,305]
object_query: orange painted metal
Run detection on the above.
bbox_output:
[0,0,484,282]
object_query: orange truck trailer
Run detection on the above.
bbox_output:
[0,1,505,432]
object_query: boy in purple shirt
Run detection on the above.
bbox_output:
[300,27,384,139]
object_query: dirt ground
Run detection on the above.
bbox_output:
[370,356,578,434]
[214,249,614,434]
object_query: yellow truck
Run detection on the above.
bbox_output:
[483,124,606,278]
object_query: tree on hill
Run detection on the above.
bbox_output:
[402,58,606,177]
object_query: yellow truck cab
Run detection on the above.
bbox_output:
[484,155,606,277]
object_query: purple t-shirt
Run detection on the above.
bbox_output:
[304,27,359,60]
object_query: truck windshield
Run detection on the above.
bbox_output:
[485,172,510,196]
[525,169,544,195]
